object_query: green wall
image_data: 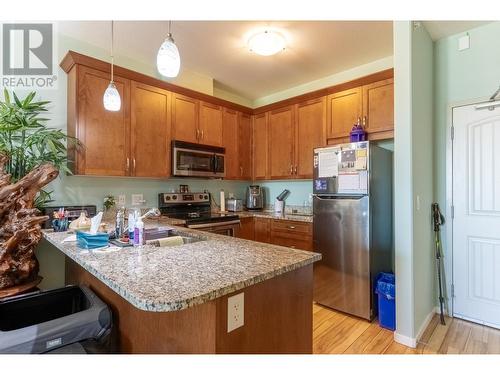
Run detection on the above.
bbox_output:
[434,21,500,300]
[411,22,435,339]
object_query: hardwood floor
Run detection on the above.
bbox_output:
[313,303,500,354]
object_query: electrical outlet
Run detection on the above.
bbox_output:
[227,292,244,333]
[118,194,126,206]
[131,194,144,206]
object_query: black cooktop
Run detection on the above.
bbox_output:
[164,211,239,224]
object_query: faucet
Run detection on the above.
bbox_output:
[140,208,161,220]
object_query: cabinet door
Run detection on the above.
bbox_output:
[362,78,394,137]
[130,82,170,178]
[199,101,223,146]
[235,216,255,240]
[238,113,253,180]
[172,94,199,144]
[268,106,295,180]
[295,97,326,179]
[253,113,269,180]
[77,66,130,176]
[327,87,362,141]
[222,108,239,179]
[254,217,271,243]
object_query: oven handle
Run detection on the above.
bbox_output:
[187,219,241,229]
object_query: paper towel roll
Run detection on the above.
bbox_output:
[146,236,184,247]
[220,190,225,212]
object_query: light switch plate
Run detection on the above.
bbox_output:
[131,194,144,206]
[227,292,244,333]
[458,35,470,51]
[118,194,126,205]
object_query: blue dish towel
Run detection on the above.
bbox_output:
[76,231,109,249]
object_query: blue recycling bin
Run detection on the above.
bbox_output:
[375,272,395,331]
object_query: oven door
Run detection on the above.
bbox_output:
[187,220,240,237]
[173,147,217,177]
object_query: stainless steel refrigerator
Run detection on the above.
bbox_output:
[312,141,393,320]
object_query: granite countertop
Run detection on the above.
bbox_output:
[43,219,320,313]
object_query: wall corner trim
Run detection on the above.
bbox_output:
[393,332,417,348]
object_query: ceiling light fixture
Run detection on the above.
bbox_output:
[248,30,286,56]
[157,21,181,78]
[103,20,121,111]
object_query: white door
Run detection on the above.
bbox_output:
[453,104,500,328]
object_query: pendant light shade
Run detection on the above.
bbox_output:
[103,82,121,111]
[103,20,121,111]
[157,21,180,78]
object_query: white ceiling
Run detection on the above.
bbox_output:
[422,21,493,41]
[58,21,393,100]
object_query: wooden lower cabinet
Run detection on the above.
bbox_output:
[236,216,254,240]
[254,217,271,243]
[271,220,313,251]
[236,216,313,251]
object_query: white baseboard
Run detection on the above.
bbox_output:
[394,332,417,348]
[394,307,436,349]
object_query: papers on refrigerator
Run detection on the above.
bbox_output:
[318,151,338,178]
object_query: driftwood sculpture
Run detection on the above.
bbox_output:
[0,152,59,289]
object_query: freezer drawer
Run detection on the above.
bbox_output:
[312,195,371,320]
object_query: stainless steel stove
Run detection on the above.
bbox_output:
[158,192,240,236]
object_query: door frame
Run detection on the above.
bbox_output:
[446,95,494,319]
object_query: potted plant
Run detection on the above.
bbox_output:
[0,89,78,293]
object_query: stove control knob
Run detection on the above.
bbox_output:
[199,194,203,200]
[165,196,171,201]
[204,194,208,200]
[172,195,177,200]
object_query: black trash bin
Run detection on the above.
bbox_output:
[0,285,112,354]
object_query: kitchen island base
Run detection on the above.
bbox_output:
[65,258,313,354]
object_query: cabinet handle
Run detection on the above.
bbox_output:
[294,165,297,175]
[362,116,367,128]
[288,225,296,229]
[126,157,130,173]
[201,130,205,140]
[240,166,243,176]
[133,158,136,174]
[196,129,200,140]
[289,164,293,175]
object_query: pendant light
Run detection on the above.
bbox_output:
[157,21,181,78]
[103,20,121,111]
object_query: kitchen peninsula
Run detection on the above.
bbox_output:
[43,221,320,354]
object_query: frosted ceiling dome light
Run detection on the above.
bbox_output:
[248,30,286,56]
[157,21,181,78]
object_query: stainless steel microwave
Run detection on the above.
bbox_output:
[172,140,225,178]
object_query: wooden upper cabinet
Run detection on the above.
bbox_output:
[362,78,394,136]
[130,81,170,178]
[222,108,239,179]
[172,93,199,144]
[268,106,295,180]
[253,113,269,180]
[76,66,130,176]
[295,97,326,179]
[238,113,253,180]
[199,101,223,147]
[327,87,362,140]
